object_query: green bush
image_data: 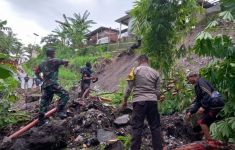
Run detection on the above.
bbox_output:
[193,5,235,142]
[70,55,97,71]
[159,69,193,115]
[59,68,79,89]
[117,135,131,149]
[0,77,29,128]
[100,79,127,105]
[210,117,235,143]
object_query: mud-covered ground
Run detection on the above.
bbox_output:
[1,86,235,150]
[0,92,201,150]
[0,52,233,150]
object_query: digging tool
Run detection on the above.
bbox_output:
[8,107,57,139]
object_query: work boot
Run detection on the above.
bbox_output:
[57,111,67,119]
[38,113,48,126]
[37,119,49,126]
[57,105,67,119]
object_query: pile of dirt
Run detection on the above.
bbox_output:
[1,123,68,150]
[0,97,200,150]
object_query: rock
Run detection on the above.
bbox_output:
[1,123,68,150]
[87,138,100,146]
[11,138,28,150]
[0,137,13,150]
[97,129,116,143]
[114,114,130,126]
[74,135,84,143]
[25,94,41,103]
[2,136,11,144]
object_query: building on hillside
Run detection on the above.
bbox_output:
[115,1,220,40]
[115,11,133,40]
[86,27,119,45]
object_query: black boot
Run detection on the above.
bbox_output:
[57,105,67,119]
[38,113,48,126]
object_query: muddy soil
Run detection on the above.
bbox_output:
[0,95,199,150]
[94,52,138,92]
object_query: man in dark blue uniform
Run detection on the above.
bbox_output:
[80,62,93,97]
[186,72,224,140]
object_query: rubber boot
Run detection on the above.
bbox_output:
[57,105,67,119]
[38,113,48,126]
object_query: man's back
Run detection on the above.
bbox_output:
[38,58,64,85]
[133,64,160,102]
[81,66,92,83]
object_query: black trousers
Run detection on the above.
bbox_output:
[131,101,162,150]
[80,81,90,97]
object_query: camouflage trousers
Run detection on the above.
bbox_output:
[39,83,69,118]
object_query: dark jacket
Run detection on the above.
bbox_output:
[81,67,93,84]
[190,78,224,114]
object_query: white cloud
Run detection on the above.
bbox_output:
[0,0,48,45]
[0,0,134,45]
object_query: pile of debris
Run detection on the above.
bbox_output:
[1,97,233,150]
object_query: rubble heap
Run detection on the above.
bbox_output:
[0,97,225,150]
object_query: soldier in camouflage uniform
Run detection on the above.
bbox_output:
[35,47,69,125]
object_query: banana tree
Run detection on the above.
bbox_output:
[0,53,17,79]
[54,10,95,49]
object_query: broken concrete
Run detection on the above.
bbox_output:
[97,129,116,143]
[114,114,130,127]
[0,98,217,150]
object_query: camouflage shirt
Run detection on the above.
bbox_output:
[35,58,67,87]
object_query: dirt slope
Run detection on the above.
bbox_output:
[94,53,138,92]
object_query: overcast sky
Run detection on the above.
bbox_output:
[0,0,134,45]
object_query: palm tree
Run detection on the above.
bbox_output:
[54,10,95,48]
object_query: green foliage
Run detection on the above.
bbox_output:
[221,0,235,17]
[0,20,26,59]
[210,117,235,142]
[53,10,95,49]
[159,69,193,115]
[0,64,14,79]
[131,0,199,74]
[200,60,235,117]
[59,68,79,89]
[193,0,235,142]
[0,56,29,128]
[102,80,127,105]
[117,135,131,149]
[195,33,234,58]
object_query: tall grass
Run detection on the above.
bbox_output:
[59,68,79,89]
[70,55,97,71]
[23,43,122,89]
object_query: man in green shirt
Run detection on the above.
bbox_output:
[35,47,69,126]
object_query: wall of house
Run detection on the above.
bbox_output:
[87,29,118,45]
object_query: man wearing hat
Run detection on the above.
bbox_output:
[186,72,224,140]
[35,47,69,125]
